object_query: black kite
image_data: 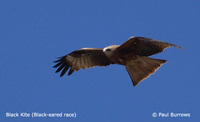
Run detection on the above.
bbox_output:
[53,36,183,86]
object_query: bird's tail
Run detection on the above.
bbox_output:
[125,57,167,87]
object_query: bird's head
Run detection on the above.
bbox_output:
[103,45,119,57]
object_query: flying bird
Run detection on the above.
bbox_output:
[53,36,183,86]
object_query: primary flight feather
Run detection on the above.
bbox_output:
[53,36,183,86]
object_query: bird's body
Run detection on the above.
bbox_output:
[53,36,183,86]
[103,45,138,65]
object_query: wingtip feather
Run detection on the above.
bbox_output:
[172,44,184,50]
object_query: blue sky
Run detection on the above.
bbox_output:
[0,0,199,122]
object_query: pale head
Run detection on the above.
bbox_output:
[103,45,119,57]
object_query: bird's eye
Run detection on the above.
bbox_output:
[106,48,111,51]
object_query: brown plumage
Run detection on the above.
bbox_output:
[54,48,111,76]
[53,36,183,86]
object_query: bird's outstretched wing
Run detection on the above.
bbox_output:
[53,48,111,77]
[117,36,184,56]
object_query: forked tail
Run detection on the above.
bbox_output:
[125,57,167,86]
